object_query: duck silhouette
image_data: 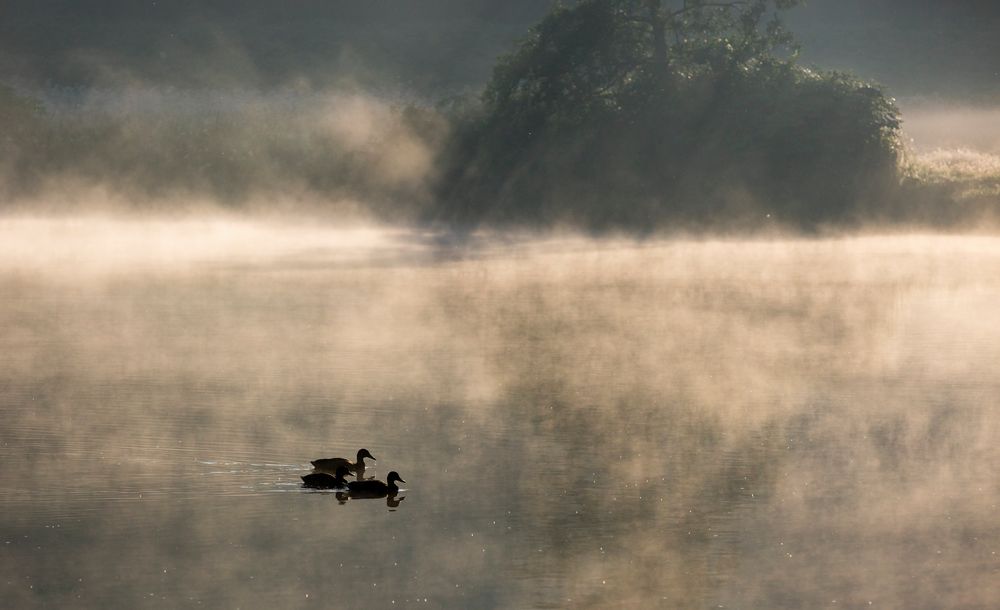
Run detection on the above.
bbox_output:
[301,465,351,489]
[311,448,375,477]
[345,471,405,499]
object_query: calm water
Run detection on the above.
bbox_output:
[2,219,1000,608]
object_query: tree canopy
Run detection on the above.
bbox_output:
[436,0,903,230]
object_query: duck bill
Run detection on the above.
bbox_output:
[397,478,405,484]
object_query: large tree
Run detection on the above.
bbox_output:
[437,0,902,230]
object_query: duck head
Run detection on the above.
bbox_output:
[358,448,376,463]
[387,471,405,485]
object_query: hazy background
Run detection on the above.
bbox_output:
[1,0,998,101]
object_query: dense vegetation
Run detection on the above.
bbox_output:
[435,0,903,230]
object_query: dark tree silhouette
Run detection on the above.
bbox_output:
[436,0,902,231]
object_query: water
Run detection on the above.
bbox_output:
[2,219,1000,608]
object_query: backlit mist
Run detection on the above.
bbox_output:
[2,1,1000,608]
[4,223,1000,607]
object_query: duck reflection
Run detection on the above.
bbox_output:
[335,491,405,508]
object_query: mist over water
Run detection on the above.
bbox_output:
[3,218,1000,608]
[3,0,1000,605]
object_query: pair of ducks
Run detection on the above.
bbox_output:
[302,448,405,497]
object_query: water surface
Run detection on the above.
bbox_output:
[2,219,1000,608]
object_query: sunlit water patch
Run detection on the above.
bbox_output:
[2,218,1000,608]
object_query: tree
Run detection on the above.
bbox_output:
[436,0,902,230]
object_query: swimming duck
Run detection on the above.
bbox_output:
[346,471,405,498]
[301,465,351,489]
[311,448,375,476]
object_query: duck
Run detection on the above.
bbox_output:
[346,471,405,498]
[301,465,351,489]
[311,448,376,476]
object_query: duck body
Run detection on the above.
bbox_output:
[311,448,375,475]
[346,471,405,498]
[301,465,351,489]
[310,457,351,471]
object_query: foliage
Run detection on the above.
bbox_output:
[436,0,904,230]
[889,149,1000,228]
